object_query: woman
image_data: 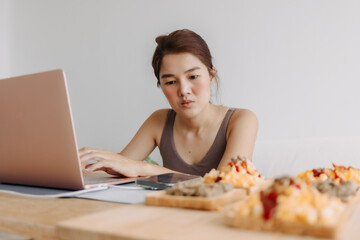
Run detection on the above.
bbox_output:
[80,29,258,177]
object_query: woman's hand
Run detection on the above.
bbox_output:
[79,147,142,177]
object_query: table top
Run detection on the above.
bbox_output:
[2,191,360,240]
[0,193,121,240]
[57,203,360,240]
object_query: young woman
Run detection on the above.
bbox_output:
[79,29,258,177]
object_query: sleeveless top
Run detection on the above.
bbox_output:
[159,108,235,176]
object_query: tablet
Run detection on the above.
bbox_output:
[135,173,201,190]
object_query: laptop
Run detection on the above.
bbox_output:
[0,69,137,190]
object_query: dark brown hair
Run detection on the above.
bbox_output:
[152,29,217,87]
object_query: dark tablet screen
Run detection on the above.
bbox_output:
[135,173,201,190]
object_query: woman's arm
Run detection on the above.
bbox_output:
[79,147,176,177]
[217,108,259,169]
[79,109,177,177]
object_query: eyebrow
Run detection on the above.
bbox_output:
[160,66,201,79]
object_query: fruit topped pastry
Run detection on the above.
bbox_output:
[203,156,264,188]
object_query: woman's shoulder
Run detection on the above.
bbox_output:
[212,106,257,123]
[228,108,258,128]
[222,107,258,139]
[149,108,172,119]
[139,109,172,140]
[145,108,172,126]
[231,108,257,119]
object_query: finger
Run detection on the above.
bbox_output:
[104,168,118,175]
[85,161,109,172]
[82,163,101,175]
[78,147,97,157]
[80,152,107,162]
[84,163,95,169]
[79,147,112,158]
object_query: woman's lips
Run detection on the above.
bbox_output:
[181,100,194,107]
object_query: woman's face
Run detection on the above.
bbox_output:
[159,52,214,119]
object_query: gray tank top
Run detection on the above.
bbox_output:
[159,108,235,176]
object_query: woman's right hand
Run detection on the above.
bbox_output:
[79,147,143,177]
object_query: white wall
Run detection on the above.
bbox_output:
[1,0,360,167]
[0,0,11,77]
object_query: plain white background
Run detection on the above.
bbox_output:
[1,0,360,167]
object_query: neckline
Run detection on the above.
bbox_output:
[170,108,232,167]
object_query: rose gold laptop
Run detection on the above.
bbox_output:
[0,69,136,190]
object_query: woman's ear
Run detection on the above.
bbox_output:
[210,67,216,83]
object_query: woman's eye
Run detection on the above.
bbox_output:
[189,75,199,80]
[165,80,175,85]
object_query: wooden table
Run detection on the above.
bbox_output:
[2,192,360,240]
[0,193,120,240]
[56,203,360,240]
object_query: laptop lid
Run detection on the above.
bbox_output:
[0,69,135,190]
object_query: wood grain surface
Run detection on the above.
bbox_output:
[57,203,360,240]
[145,188,247,211]
[0,193,121,240]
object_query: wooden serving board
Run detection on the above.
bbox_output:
[224,191,360,239]
[145,188,246,211]
[224,212,343,239]
[57,204,360,240]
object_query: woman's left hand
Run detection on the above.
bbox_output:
[79,147,141,177]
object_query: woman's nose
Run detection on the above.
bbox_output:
[178,81,191,96]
